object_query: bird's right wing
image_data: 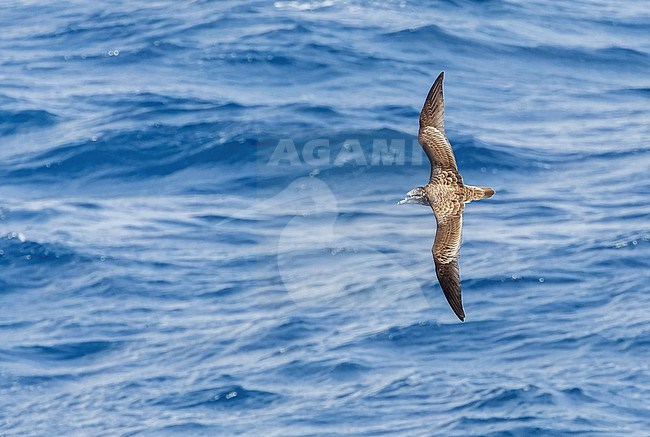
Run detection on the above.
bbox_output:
[420,71,446,136]
[419,126,460,182]
[432,213,465,321]
[418,72,461,182]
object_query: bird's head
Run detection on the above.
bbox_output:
[398,187,429,206]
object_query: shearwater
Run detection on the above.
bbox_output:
[398,72,495,321]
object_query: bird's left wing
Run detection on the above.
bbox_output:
[432,213,465,321]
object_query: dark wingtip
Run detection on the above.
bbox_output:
[435,259,465,323]
[435,71,444,84]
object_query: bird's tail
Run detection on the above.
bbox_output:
[480,187,495,199]
[465,185,495,202]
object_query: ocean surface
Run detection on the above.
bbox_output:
[1,1,649,435]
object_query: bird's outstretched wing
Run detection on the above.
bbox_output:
[420,71,446,136]
[432,213,465,321]
[418,72,461,182]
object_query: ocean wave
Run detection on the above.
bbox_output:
[152,385,281,410]
[0,109,58,136]
[5,341,117,363]
[0,238,81,266]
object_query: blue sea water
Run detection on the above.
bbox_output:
[1,0,649,435]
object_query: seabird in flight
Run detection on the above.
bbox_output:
[398,72,495,321]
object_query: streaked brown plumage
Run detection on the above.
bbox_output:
[399,72,495,321]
